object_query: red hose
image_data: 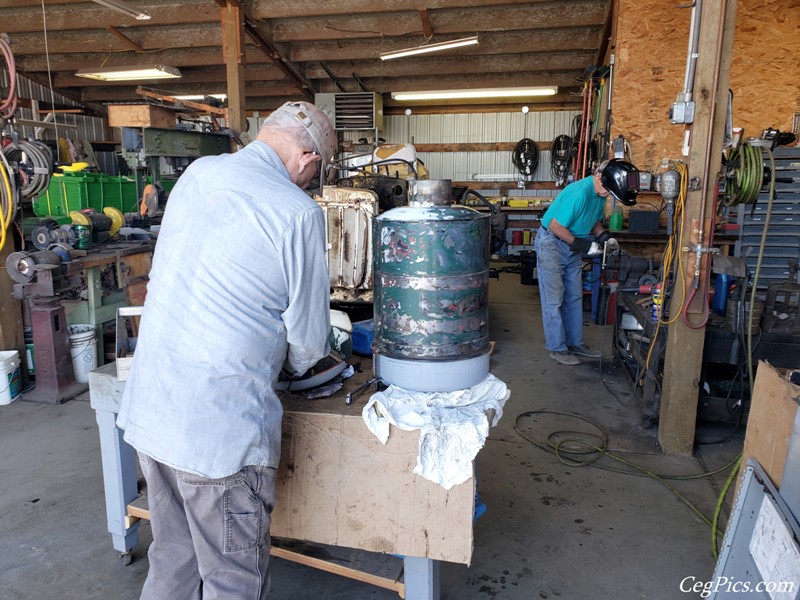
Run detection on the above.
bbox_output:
[0,36,17,119]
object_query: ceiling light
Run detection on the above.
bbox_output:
[91,0,151,20]
[173,94,227,101]
[391,87,558,101]
[380,36,479,61]
[75,65,181,82]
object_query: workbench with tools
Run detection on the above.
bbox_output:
[89,358,477,600]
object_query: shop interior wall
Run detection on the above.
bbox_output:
[611,0,800,172]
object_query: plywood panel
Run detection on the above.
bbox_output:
[613,0,691,170]
[736,361,800,494]
[271,400,475,565]
[612,0,800,170]
[730,0,800,136]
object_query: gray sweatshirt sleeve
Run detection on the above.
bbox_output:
[281,205,331,376]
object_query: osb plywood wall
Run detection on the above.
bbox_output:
[612,0,800,172]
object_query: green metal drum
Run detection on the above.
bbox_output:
[373,181,491,364]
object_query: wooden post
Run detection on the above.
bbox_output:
[220,1,247,136]
[659,0,738,455]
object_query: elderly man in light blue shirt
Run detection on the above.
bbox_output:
[117,101,336,599]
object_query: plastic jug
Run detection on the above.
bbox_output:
[711,273,731,315]
[609,206,624,231]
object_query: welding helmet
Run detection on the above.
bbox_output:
[600,159,640,206]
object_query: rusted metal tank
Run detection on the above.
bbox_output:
[372,180,491,392]
[316,186,378,303]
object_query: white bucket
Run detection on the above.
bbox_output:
[68,324,98,384]
[0,350,22,405]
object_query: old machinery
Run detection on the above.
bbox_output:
[6,248,86,404]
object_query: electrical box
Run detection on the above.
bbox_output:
[669,94,696,124]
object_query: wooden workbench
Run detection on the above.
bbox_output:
[63,241,153,365]
[89,359,476,600]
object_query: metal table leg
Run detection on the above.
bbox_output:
[94,409,140,553]
[404,556,440,600]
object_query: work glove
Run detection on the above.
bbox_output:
[605,237,619,253]
[569,237,602,256]
[596,230,612,245]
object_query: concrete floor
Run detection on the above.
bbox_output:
[0,272,743,600]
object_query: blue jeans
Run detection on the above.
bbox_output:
[534,227,585,352]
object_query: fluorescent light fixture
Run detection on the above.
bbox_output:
[91,0,151,20]
[75,65,182,82]
[391,87,558,101]
[380,36,479,60]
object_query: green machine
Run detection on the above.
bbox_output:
[120,127,231,214]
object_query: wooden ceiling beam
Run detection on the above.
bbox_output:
[105,26,145,53]
[247,0,570,20]
[305,50,597,79]
[53,65,285,88]
[315,71,586,94]
[81,81,303,102]
[241,20,314,98]
[0,1,217,33]
[7,23,223,55]
[289,26,603,62]
[3,0,85,6]
[419,9,433,38]
[271,0,608,42]
[14,47,272,72]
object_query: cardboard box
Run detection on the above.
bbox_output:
[115,306,143,382]
[273,380,476,565]
[737,362,800,494]
[108,104,176,129]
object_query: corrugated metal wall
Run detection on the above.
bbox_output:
[384,110,580,194]
[250,108,580,197]
[1,70,107,141]
[1,69,116,172]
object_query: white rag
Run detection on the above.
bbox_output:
[362,373,510,490]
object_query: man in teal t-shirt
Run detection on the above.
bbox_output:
[534,159,639,365]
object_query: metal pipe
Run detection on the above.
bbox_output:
[682,0,702,100]
[694,0,728,286]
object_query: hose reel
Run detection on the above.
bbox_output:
[512,138,539,178]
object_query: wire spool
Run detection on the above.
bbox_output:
[0,35,17,119]
[2,140,53,198]
[512,138,539,178]
[726,300,763,335]
[725,141,764,205]
[550,134,573,185]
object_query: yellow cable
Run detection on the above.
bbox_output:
[644,161,688,373]
[0,160,12,250]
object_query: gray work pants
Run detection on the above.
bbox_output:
[138,453,277,600]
